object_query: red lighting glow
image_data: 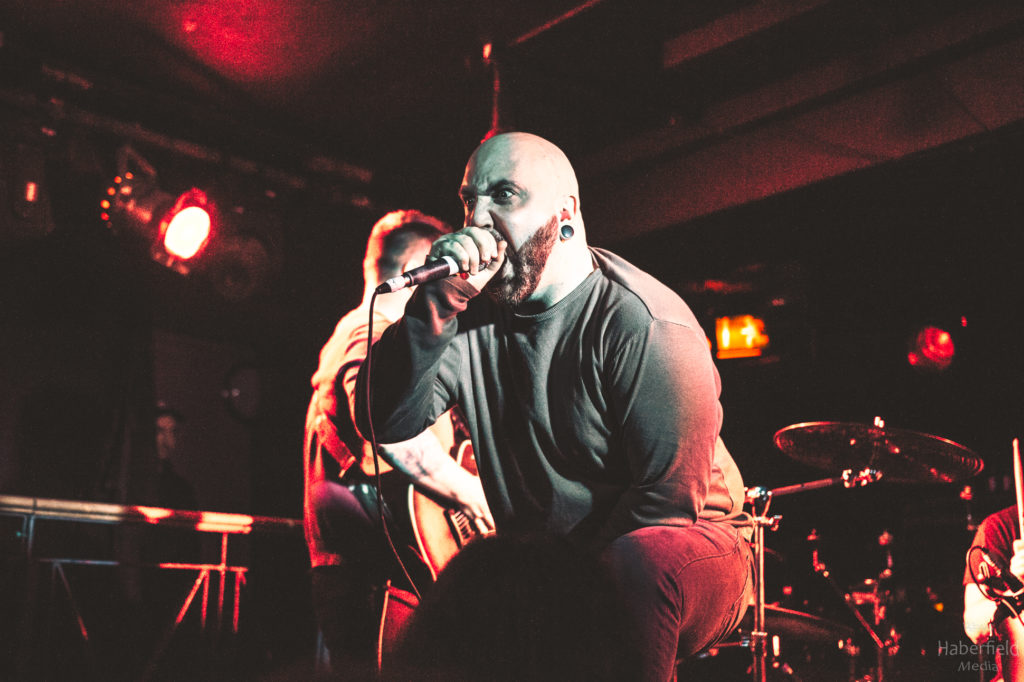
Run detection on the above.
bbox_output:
[197,511,253,534]
[137,506,173,523]
[907,326,955,371]
[163,2,346,85]
[163,205,211,260]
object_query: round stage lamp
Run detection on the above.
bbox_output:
[162,205,212,260]
[907,326,955,372]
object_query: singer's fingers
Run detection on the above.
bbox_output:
[467,226,501,265]
[430,234,472,272]
[460,226,502,273]
[437,232,481,273]
[458,232,489,273]
[440,227,500,274]
[486,239,508,271]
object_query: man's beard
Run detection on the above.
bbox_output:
[484,216,559,308]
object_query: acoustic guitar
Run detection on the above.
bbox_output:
[408,439,491,581]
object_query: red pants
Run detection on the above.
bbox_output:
[601,521,753,681]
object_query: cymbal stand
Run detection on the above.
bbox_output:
[808,516,902,682]
[745,485,781,682]
[810,541,895,682]
[745,468,882,682]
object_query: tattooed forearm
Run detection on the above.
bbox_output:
[382,442,444,479]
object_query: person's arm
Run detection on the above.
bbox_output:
[1011,539,1024,582]
[964,582,999,644]
[353,277,477,444]
[998,614,1024,681]
[354,226,505,443]
[377,427,493,533]
[599,318,722,545]
[964,537,1024,661]
[338,299,491,529]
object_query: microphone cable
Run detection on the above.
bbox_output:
[364,290,423,602]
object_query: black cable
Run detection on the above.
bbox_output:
[364,291,422,601]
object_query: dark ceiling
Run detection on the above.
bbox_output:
[3,0,1022,237]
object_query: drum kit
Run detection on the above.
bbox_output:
[713,417,984,682]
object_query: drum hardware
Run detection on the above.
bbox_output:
[745,468,878,682]
[960,485,978,533]
[808,530,899,682]
[729,604,855,648]
[739,419,982,682]
[697,603,853,679]
[746,485,781,682]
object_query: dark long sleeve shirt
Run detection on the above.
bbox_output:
[356,248,747,547]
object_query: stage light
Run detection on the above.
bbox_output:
[715,314,770,360]
[155,189,212,265]
[102,146,283,300]
[102,146,217,275]
[907,325,955,371]
[103,173,214,274]
[104,172,215,274]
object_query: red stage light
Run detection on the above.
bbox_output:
[149,188,214,272]
[907,326,955,371]
[104,147,219,275]
[162,205,211,260]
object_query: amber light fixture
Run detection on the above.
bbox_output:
[715,314,770,360]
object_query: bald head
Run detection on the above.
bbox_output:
[469,132,580,210]
[459,132,593,310]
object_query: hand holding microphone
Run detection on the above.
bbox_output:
[376,226,506,294]
[977,545,1024,594]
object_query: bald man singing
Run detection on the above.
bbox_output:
[356,132,753,680]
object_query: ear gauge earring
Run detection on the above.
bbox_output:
[559,224,575,241]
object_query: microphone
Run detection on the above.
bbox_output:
[977,547,1024,593]
[375,256,460,294]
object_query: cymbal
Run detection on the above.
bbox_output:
[773,421,982,484]
[733,605,853,646]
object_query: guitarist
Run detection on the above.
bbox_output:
[303,210,493,676]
